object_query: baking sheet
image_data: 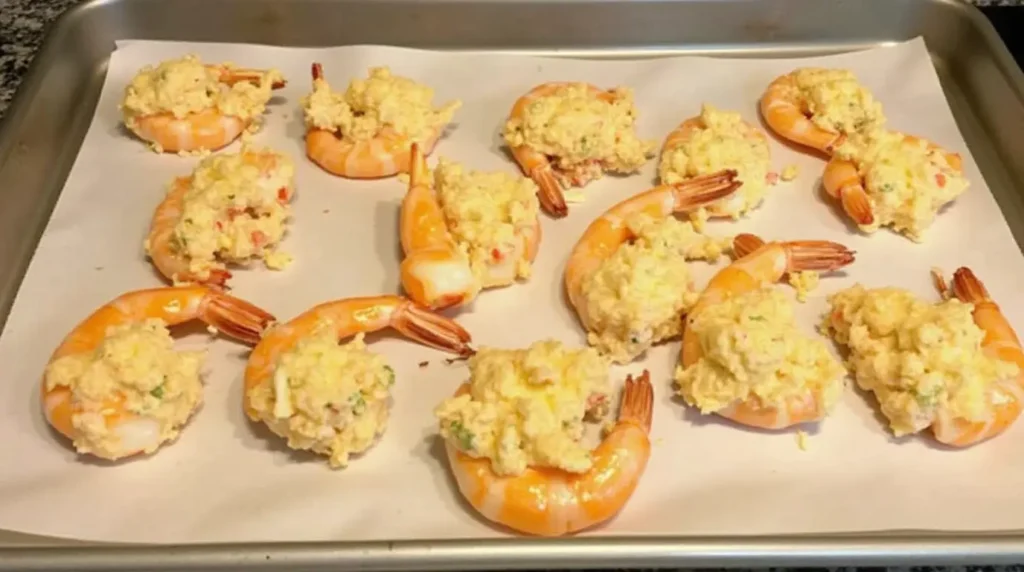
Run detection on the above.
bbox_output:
[1,36,1023,545]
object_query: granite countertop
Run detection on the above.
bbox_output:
[0,1,1023,571]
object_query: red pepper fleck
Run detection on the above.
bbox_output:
[215,221,224,231]
[251,230,267,246]
[766,172,779,185]
[935,173,946,188]
[277,187,289,202]
[491,248,503,261]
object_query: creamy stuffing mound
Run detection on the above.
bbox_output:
[302,66,462,144]
[579,214,732,364]
[434,339,613,477]
[433,157,541,285]
[121,55,282,131]
[503,83,657,189]
[247,323,396,469]
[836,130,968,241]
[823,285,1019,437]
[659,104,773,223]
[675,288,846,415]
[44,319,206,459]
[149,149,296,283]
[787,68,886,141]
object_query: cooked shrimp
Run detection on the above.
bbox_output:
[658,105,773,221]
[759,68,884,155]
[42,286,275,461]
[303,63,461,179]
[243,295,473,465]
[933,268,1024,446]
[244,294,473,417]
[145,148,295,287]
[121,56,285,153]
[399,144,541,310]
[676,233,854,430]
[822,131,967,240]
[563,170,741,363]
[503,82,657,218]
[444,370,653,536]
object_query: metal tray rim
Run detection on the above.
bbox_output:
[3,0,1024,568]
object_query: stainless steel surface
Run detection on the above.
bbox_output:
[1,0,1023,568]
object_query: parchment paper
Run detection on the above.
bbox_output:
[1,37,1023,544]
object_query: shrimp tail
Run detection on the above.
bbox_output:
[619,370,654,433]
[786,240,856,272]
[202,291,276,345]
[671,169,741,211]
[732,233,766,258]
[511,146,567,218]
[951,267,991,304]
[534,165,568,218]
[733,233,855,272]
[393,300,475,356]
[823,158,874,226]
[840,185,875,226]
[216,67,287,90]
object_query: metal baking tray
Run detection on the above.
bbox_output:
[2,0,1023,568]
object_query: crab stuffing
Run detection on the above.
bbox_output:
[246,323,396,469]
[434,339,613,477]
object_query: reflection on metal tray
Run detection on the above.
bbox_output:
[0,0,1023,568]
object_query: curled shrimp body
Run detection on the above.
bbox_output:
[303,63,460,179]
[145,148,295,288]
[564,171,741,363]
[244,296,473,462]
[677,234,855,430]
[821,132,966,239]
[826,268,1024,448]
[934,268,1024,446]
[503,82,656,218]
[42,286,275,461]
[444,371,653,537]
[400,144,541,310]
[759,68,884,156]
[122,58,285,154]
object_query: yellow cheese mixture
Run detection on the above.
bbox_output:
[658,104,772,221]
[154,149,296,282]
[824,285,1018,437]
[788,68,886,138]
[503,83,657,183]
[302,66,461,144]
[121,55,283,129]
[838,130,969,241]
[434,339,613,477]
[675,287,846,414]
[433,157,541,282]
[43,319,205,459]
[247,324,395,469]
[788,270,820,303]
[579,214,732,364]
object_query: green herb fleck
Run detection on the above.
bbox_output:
[880,183,895,193]
[350,392,366,413]
[449,421,474,451]
[748,315,765,322]
[915,390,938,408]
[383,365,395,386]
[150,385,165,399]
